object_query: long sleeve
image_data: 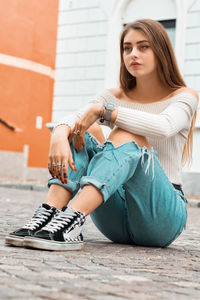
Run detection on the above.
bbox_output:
[115,93,198,138]
[55,102,95,129]
[54,91,115,130]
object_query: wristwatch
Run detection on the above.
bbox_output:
[103,103,115,122]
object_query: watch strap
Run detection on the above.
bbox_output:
[104,103,115,122]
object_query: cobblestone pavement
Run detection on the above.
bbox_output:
[0,187,200,300]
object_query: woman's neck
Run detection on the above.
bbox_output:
[128,74,174,102]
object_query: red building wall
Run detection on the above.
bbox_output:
[0,0,59,168]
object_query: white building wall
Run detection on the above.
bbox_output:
[184,0,200,94]
[52,0,109,122]
[185,0,200,102]
[184,0,200,174]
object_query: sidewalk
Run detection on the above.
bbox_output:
[0,186,200,299]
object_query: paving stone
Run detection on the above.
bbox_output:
[0,186,200,300]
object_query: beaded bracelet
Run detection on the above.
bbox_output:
[52,123,70,134]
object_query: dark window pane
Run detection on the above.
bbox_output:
[159,19,176,48]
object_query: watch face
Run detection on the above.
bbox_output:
[106,103,115,110]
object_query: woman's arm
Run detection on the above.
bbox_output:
[54,102,98,133]
[54,91,114,132]
[110,93,199,138]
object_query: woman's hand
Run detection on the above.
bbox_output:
[69,103,102,152]
[48,125,76,184]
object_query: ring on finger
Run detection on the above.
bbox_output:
[74,130,81,136]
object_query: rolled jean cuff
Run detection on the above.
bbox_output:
[80,176,110,202]
[48,177,80,197]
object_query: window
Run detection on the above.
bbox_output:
[158,19,176,48]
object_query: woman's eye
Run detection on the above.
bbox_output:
[140,45,149,50]
[123,47,131,51]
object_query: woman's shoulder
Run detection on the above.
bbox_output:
[108,88,123,98]
[175,87,199,101]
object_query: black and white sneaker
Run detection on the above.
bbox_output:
[23,207,86,251]
[5,204,57,247]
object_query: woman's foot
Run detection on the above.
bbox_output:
[5,204,58,247]
[23,207,86,251]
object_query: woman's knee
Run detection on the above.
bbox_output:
[108,127,150,148]
[88,123,106,143]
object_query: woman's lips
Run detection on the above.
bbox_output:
[130,62,141,66]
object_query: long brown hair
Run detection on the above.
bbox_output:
[119,19,196,165]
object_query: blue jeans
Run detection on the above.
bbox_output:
[48,131,187,247]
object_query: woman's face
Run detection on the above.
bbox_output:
[123,29,157,78]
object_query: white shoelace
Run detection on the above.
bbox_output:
[141,147,155,180]
[42,211,77,233]
[23,206,52,230]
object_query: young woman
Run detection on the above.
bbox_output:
[6,19,199,251]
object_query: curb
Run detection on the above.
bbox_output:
[187,198,200,208]
[0,182,48,191]
[0,182,200,207]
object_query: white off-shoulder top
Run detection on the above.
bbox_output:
[56,89,198,185]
